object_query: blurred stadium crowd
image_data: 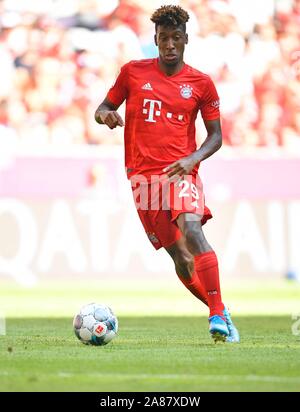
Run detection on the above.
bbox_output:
[0,0,299,150]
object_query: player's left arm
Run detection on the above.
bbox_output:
[164,118,222,178]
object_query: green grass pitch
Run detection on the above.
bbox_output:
[0,279,300,392]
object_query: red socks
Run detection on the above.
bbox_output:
[176,251,225,318]
[178,271,208,306]
[194,251,225,318]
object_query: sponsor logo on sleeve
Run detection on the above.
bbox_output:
[211,100,220,108]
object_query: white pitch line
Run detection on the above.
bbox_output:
[0,371,299,383]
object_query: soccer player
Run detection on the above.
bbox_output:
[95,5,239,343]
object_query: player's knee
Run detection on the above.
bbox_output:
[184,227,204,255]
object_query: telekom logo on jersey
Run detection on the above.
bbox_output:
[142,99,183,123]
[143,99,161,122]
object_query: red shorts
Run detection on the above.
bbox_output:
[131,174,212,250]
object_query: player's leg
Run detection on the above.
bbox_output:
[168,174,239,343]
[131,189,208,307]
[176,212,229,342]
[177,213,224,313]
[131,178,238,342]
[165,236,208,306]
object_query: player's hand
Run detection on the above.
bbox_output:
[163,154,198,181]
[99,111,124,129]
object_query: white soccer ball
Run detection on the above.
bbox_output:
[73,303,118,346]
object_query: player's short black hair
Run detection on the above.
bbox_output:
[150,5,190,33]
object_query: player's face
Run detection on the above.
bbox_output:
[155,25,188,67]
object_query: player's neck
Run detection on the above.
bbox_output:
[158,59,185,77]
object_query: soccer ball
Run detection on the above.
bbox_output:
[73,302,118,346]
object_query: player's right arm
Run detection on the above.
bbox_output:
[94,97,124,129]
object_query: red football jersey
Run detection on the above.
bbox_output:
[107,58,220,179]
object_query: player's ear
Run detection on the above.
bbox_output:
[154,34,158,46]
[185,33,188,44]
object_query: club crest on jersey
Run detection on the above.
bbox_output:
[180,84,193,99]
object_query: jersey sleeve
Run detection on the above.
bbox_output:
[106,62,130,107]
[199,76,220,121]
